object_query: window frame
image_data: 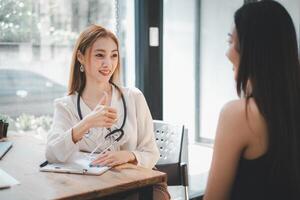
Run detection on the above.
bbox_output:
[135,0,163,120]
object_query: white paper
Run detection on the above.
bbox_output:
[0,168,20,189]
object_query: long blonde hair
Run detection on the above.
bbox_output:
[68,24,121,95]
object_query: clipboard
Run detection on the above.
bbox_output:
[40,152,110,175]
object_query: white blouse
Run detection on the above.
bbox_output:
[45,86,159,169]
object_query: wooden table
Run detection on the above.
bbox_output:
[0,133,166,200]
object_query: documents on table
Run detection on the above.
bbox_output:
[0,168,20,189]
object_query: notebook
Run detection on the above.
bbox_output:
[0,141,12,160]
[40,152,110,175]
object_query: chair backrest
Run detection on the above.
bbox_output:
[154,120,188,186]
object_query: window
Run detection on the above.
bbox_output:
[163,0,196,141]
[163,0,243,141]
[0,0,134,131]
[197,0,300,140]
[198,0,243,140]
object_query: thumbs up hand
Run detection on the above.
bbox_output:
[83,91,118,129]
[94,91,108,111]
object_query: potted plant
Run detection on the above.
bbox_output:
[0,114,9,139]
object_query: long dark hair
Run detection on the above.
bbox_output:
[235,0,300,197]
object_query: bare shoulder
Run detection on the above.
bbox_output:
[217,99,255,145]
[219,98,267,149]
[220,99,247,123]
[204,99,264,199]
[220,98,263,128]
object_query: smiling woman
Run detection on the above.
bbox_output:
[45,24,170,200]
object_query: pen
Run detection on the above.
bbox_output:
[87,139,117,160]
[88,140,119,168]
[40,160,48,168]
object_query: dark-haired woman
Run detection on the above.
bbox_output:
[204,1,300,200]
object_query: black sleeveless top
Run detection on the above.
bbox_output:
[230,153,289,200]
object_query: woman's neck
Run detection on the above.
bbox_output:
[81,79,112,108]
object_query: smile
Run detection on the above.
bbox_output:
[98,70,111,76]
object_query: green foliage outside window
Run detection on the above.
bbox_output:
[0,0,115,45]
[0,0,38,43]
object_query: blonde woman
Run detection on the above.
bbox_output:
[46,24,170,200]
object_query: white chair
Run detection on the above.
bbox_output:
[154,120,189,200]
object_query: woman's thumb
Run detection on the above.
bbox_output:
[98,91,108,106]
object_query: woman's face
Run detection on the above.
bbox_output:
[226,27,240,80]
[81,37,119,84]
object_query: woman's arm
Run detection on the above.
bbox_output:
[46,99,79,163]
[90,89,159,168]
[46,98,118,163]
[131,89,160,169]
[204,100,250,200]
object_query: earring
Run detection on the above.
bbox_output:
[80,65,84,72]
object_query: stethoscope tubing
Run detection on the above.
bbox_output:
[77,82,127,142]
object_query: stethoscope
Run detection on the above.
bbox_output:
[77,82,127,143]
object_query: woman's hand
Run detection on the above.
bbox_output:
[91,151,136,167]
[72,94,117,143]
[84,92,118,128]
[84,105,118,129]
